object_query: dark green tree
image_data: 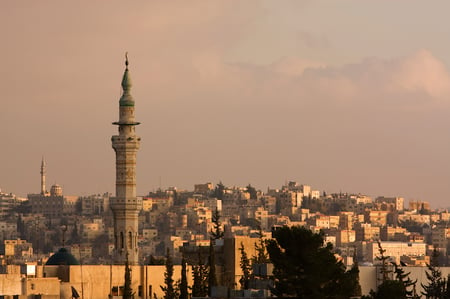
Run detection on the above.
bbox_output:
[17,214,25,239]
[123,255,134,299]
[392,262,418,298]
[339,255,362,298]
[398,220,424,234]
[266,226,348,298]
[368,243,419,299]
[376,240,392,284]
[147,255,165,265]
[367,242,407,299]
[239,242,252,290]
[370,280,407,299]
[246,184,257,200]
[192,251,208,297]
[210,207,224,240]
[208,241,217,296]
[252,227,269,265]
[444,274,450,298]
[213,182,225,200]
[179,256,188,299]
[207,207,223,296]
[161,248,178,299]
[422,248,447,299]
[69,221,81,244]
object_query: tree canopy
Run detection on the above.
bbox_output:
[422,248,448,299]
[160,248,178,299]
[266,225,358,298]
[239,242,252,290]
[123,255,134,299]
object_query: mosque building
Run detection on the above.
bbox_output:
[27,157,77,218]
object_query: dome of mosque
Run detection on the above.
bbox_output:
[45,248,80,265]
[50,184,63,196]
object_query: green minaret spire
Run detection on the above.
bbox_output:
[120,52,134,107]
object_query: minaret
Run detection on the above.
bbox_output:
[110,54,141,265]
[40,157,46,195]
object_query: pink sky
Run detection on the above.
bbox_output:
[2,1,450,207]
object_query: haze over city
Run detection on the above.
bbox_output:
[3,1,450,207]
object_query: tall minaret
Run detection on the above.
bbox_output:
[40,157,46,195]
[110,54,141,265]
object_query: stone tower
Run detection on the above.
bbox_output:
[111,55,141,265]
[40,157,46,195]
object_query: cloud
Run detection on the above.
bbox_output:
[261,50,450,106]
[2,0,450,207]
[389,49,450,98]
[173,49,450,110]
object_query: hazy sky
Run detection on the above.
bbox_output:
[2,1,450,207]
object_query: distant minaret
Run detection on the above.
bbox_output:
[40,157,46,195]
[110,54,141,265]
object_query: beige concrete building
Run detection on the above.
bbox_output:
[409,200,430,212]
[338,211,355,229]
[398,212,431,224]
[3,264,450,298]
[0,190,19,219]
[4,238,33,258]
[79,193,110,216]
[375,196,404,211]
[0,263,192,299]
[194,182,214,194]
[380,226,409,241]
[365,241,427,264]
[28,189,77,218]
[335,229,356,246]
[364,210,388,226]
[28,159,77,218]
[355,223,381,241]
[431,225,450,255]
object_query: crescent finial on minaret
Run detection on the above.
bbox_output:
[120,52,132,98]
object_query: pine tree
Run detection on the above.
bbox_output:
[239,242,252,290]
[444,274,450,299]
[213,182,225,200]
[266,226,347,298]
[246,184,257,200]
[70,221,81,244]
[192,251,208,297]
[207,207,223,296]
[342,252,362,298]
[179,256,188,299]
[210,207,224,240]
[369,242,419,299]
[392,262,417,298]
[376,240,392,283]
[208,241,217,296]
[17,214,25,239]
[161,248,178,299]
[422,248,447,299]
[252,226,269,265]
[123,255,134,299]
[371,280,407,299]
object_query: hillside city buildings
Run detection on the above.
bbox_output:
[1,58,450,298]
[2,176,450,298]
